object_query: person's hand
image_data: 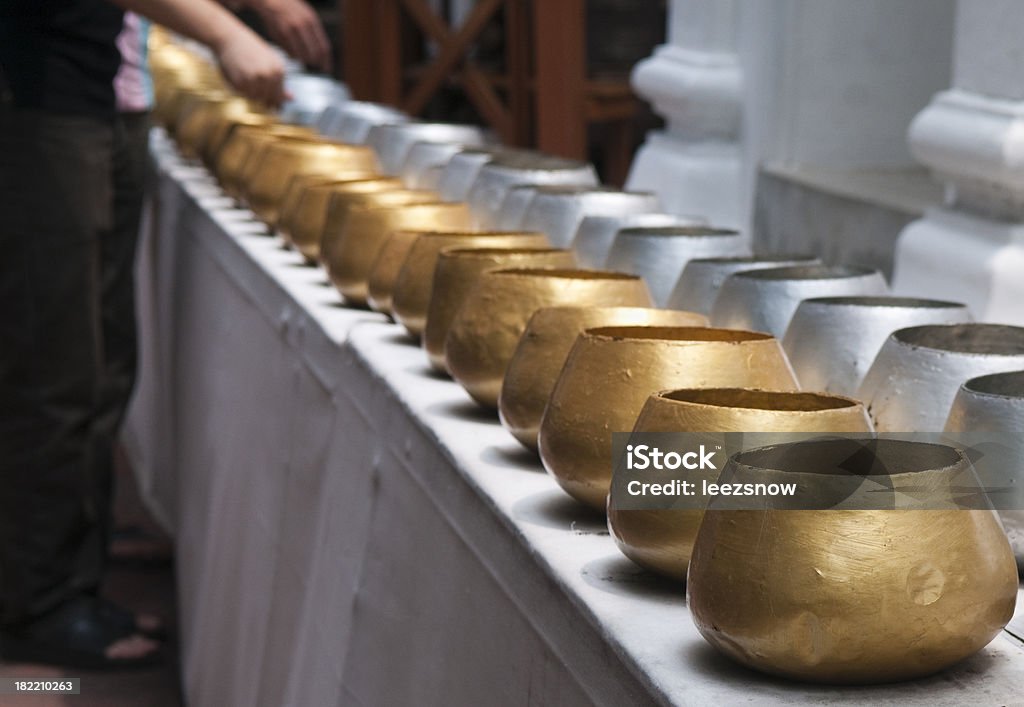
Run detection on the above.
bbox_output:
[249,0,332,71]
[215,28,287,106]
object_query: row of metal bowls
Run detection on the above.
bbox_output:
[152,36,1021,687]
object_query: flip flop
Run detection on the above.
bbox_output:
[0,595,162,671]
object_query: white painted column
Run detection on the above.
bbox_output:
[737,0,955,268]
[894,0,1024,324]
[625,0,744,229]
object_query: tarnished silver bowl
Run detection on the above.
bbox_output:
[418,165,445,191]
[436,147,504,202]
[400,141,472,189]
[333,101,409,145]
[859,324,1024,431]
[710,265,888,338]
[493,184,542,230]
[665,255,820,315]
[314,102,349,138]
[367,122,488,175]
[518,186,660,248]
[465,153,598,228]
[279,74,350,126]
[783,296,971,395]
[944,370,1024,570]
[604,226,749,307]
[572,212,706,268]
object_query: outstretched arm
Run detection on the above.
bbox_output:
[109,0,287,105]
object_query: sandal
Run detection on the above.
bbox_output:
[0,595,162,670]
[94,596,168,640]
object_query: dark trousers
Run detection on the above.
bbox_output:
[0,104,149,626]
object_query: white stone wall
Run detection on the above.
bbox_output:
[628,0,1024,323]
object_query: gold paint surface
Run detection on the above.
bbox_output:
[275,175,349,239]
[537,327,798,511]
[215,125,315,198]
[607,388,871,580]
[424,249,578,374]
[366,231,428,316]
[177,96,264,161]
[499,307,709,453]
[446,271,653,410]
[391,232,551,337]
[324,203,473,306]
[688,505,1017,683]
[319,189,436,269]
[278,178,408,260]
[241,139,379,224]
[203,113,275,170]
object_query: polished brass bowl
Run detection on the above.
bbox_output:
[369,231,550,319]
[203,111,275,168]
[538,326,798,511]
[240,137,380,224]
[275,174,349,235]
[176,95,264,161]
[687,438,1018,683]
[446,270,653,409]
[155,80,226,131]
[423,248,578,374]
[607,388,871,581]
[499,307,709,452]
[390,231,551,335]
[365,231,432,316]
[172,91,233,156]
[279,178,412,261]
[320,189,440,274]
[215,124,316,199]
[151,46,223,122]
[324,203,473,306]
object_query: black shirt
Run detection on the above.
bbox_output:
[0,0,125,116]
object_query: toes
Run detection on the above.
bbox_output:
[105,635,160,660]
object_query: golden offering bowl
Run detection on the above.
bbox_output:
[423,248,578,374]
[176,95,264,160]
[687,437,1018,683]
[240,137,379,224]
[538,326,798,511]
[151,50,225,123]
[215,124,316,199]
[150,43,216,88]
[389,231,551,335]
[365,231,431,316]
[607,388,871,581]
[324,203,474,306]
[160,86,228,135]
[277,177,409,259]
[275,174,348,234]
[446,270,653,410]
[320,190,443,278]
[499,307,709,453]
[202,109,274,168]
[202,112,276,169]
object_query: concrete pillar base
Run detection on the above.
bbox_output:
[894,208,1024,324]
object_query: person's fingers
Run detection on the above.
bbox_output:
[282,24,312,66]
[307,22,332,71]
[255,0,331,70]
[216,31,287,107]
[292,17,330,70]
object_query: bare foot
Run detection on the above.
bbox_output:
[105,634,160,660]
[134,612,163,634]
